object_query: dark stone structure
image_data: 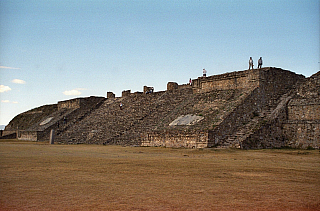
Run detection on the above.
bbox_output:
[2,96,105,142]
[107,92,115,99]
[122,90,131,97]
[1,67,319,149]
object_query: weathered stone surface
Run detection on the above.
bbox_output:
[17,131,39,141]
[2,68,319,149]
[107,92,115,99]
[40,117,53,126]
[283,122,320,149]
[281,72,320,148]
[192,69,259,93]
[169,114,204,126]
[3,104,58,131]
[141,131,209,148]
[3,96,105,142]
[122,90,131,97]
[167,82,178,91]
[288,98,320,120]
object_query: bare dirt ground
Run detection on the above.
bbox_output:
[0,140,319,211]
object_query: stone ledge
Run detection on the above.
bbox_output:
[288,98,320,106]
[286,120,320,124]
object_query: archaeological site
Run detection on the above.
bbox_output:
[1,67,319,149]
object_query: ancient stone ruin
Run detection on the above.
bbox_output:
[1,67,319,149]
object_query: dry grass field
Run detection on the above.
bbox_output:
[0,140,319,211]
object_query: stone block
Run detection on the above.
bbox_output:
[107,92,115,99]
[122,90,131,97]
[167,82,178,91]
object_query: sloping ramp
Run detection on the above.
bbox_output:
[169,114,204,126]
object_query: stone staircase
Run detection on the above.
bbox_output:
[220,107,272,148]
[55,98,106,136]
[218,80,303,148]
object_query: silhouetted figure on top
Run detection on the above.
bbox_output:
[258,57,263,69]
[249,57,254,70]
[203,68,207,77]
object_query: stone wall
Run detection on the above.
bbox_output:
[142,131,210,148]
[283,121,320,149]
[281,72,320,149]
[122,90,131,97]
[58,97,105,110]
[192,69,259,93]
[166,82,193,95]
[242,71,318,149]
[178,84,192,89]
[191,67,304,97]
[2,130,16,137]
[107,92,115,99]
[167,82,179,91]
[288,98,320,120]
[17,130,40,141]
[58,98,81,110]
[0,130,16,139]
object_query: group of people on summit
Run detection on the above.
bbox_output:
[249,57,263,70]
[201,57,263,78]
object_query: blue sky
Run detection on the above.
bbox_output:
[0,0,319,125]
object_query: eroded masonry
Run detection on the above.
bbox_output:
[1,67,319,149]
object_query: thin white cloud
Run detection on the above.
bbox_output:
[0,85,12,93]
[0,66,21,70]
[63,88,86,96]
[63,89,82,96]
[12,79,26,84]
[1,100,18,104]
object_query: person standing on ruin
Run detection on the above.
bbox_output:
[189,78,192,85]
[258,57,263,69]
[119,103,123,110]
[249,57,254,70]
[203,68,207,77]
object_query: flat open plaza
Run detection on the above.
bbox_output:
[0,140,319,211]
